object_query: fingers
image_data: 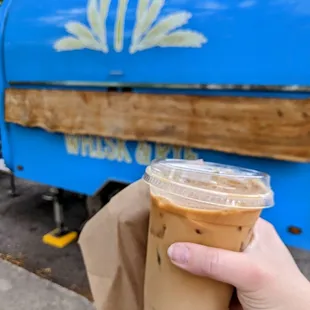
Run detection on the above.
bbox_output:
[167,218,277,290]
[167,243,264,290]
[245,218,287,254]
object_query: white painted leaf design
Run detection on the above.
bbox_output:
[114,0,129,52]
[131,0,150,52]
[54,0,208,54]
[99,0,111,48]
[100,0,111,20]
[65,22,97,45]
[133,0,165,43]
[87,40,105,51]
[139,12,191,47]
[54,37,85,51]
[136,0,149,21]
[157,30,207,48]
[133,39,155,52]
[87,0,102,40]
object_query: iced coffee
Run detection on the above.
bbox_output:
[143,159,274,310]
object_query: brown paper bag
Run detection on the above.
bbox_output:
[79,180,150,310]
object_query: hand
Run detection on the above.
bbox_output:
[167,218,310,310]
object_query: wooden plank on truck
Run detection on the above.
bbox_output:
[5,88,310,162]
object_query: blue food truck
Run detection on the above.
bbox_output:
[1,0,310,249]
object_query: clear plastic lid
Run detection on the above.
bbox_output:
[143,159,274,209]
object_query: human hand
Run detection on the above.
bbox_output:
[167,218,310,310]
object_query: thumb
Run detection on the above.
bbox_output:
[168,243,260,290]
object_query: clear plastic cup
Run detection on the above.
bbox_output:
[143,159,274,310]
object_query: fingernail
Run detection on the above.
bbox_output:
[167,244,190,265]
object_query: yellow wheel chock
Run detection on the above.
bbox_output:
[42,188,78,248]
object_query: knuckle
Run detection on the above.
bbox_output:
[259,219,277,239]
[266,221,276,233]
[247,262,273,289]
[262,219,276,233]
[200,249,221,277]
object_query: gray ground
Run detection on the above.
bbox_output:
[290,247,310,279]
[0,259,94,310]
[0,171,309,305]
[0,173,92,299]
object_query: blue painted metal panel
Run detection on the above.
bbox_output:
[0,0,13,169]
[4,0,310,86]
[8,124,310,250]
[1,0,310,252]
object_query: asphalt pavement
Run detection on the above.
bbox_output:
[0,173,92,300]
